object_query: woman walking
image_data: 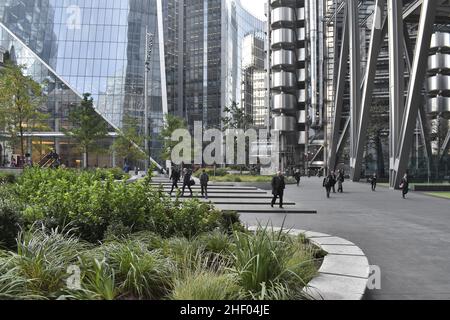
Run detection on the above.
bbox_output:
[399,173,409,199]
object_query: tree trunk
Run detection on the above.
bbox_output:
[83,148,88,169]
[19,126,25,165]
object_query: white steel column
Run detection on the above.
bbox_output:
[352,0,386,181]
[348,0,361,179]
[387,0,405,188]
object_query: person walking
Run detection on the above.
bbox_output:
[169,167,181,196]
[200,169,209,199]
[370,173,377,192]
[337,170,345,193]
[294,170,301,187]
[323,172,334,198]
[271,171,286,209]
[399,173,409,199]
[331,171,337,193]
[181,168,194,197]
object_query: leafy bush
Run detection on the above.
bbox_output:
[0,187,23,250]
[93,168,130,181]
[0,173,16,184]
[14,167,226,242]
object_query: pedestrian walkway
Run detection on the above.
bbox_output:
[151,176,317,215]
[240,177,450,300]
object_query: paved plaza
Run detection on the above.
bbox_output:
[239,178,450,300]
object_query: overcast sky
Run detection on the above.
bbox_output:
[241,0,266,20]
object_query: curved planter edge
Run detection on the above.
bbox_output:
[248,226,370,301]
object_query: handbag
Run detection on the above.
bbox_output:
[399,183,404,189]
[189,179,196,186]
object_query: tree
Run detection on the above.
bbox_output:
[159,114,188,162]
[221,101,253,131]
[112,115,147,165]
[64,93,108,168]
[221,101,254,172]
[0,62,46,160]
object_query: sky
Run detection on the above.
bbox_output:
[241,0,266,20]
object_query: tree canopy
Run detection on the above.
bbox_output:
[0,62,47,158]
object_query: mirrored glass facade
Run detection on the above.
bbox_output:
[0,0,166,163]
[162,0,265,130]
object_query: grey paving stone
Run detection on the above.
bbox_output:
[310,236,355,246]
[303,231,332,238]
[319,255,370,279]
[304,274,368,300]
[320,245,365,256]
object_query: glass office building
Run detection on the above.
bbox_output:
[162,0,265,130]
[0,0,167,167]
[0,0,265,167]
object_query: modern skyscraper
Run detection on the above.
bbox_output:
[162,0,265,130]
[325,0,450,184]
[267,0,313,172]
[0,0,167,167]
[241,33,266,128]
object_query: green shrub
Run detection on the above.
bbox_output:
[229,226,318,294]
[199,230,231,254]
[0,251,41,300]
[93,168,130,181]
[171,272,240,300]
[0,173,16,184]
[10,226,87,297]
[95,240,174,299]
[0,187,23,250]
[15,167,227,242]
[73,258,120,300]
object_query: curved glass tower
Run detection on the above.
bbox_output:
[0,0,167,166]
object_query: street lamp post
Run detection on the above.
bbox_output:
[144,26,154,173]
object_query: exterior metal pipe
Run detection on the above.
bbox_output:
[328,7,348,171]
[309,0,318,126]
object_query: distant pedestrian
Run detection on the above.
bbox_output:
[337,170,345,193]
[169,167,181,195]
[370,173,377,191]
[271,171,286,209]
[323,172,334,198]
[331,171,337,193]
[399,173,409,199]
[294,170,301,187]
[200,169,209,199]
[181,168,194,197]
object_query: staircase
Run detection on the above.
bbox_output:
[38,153,57,168]
[150,176,317,215]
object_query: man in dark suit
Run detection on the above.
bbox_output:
[181,168,193,197]
[169,167,181,196]
[271,171,286,209]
